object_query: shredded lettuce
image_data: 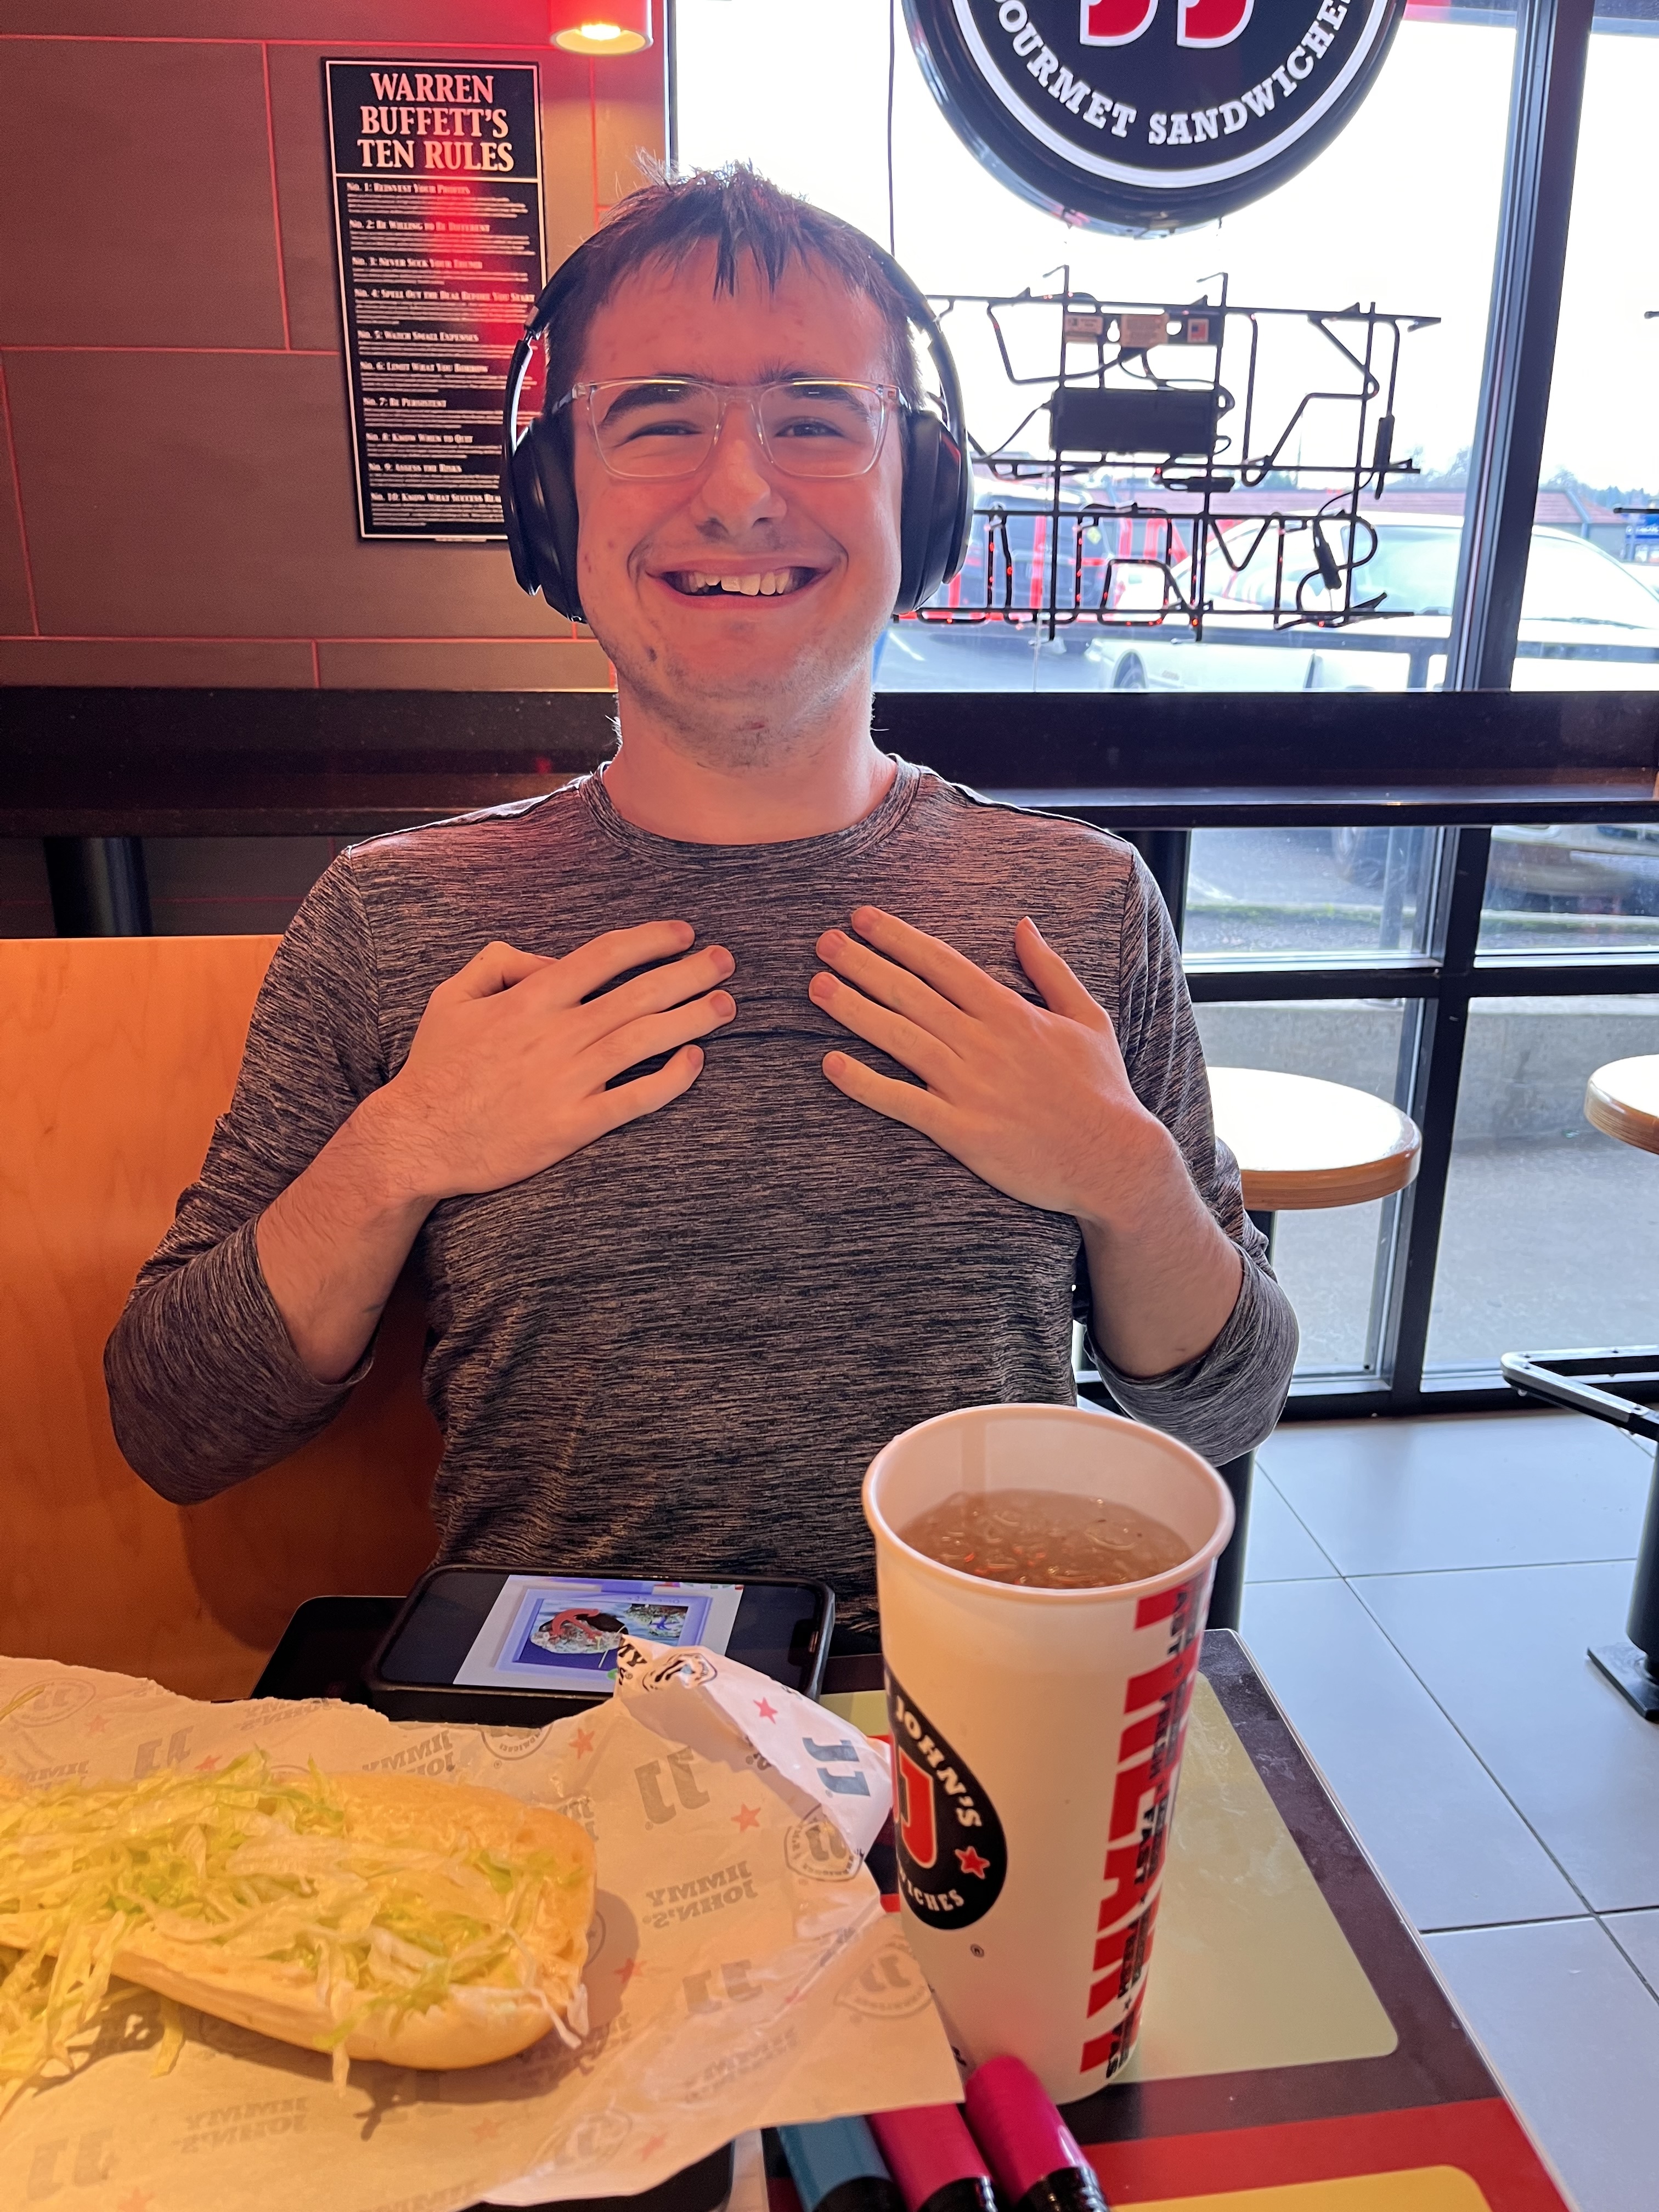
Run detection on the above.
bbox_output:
[0,1752,582,2120]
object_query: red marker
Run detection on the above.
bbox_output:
[963,2056,1110,2212]
[869,2105,997,2212]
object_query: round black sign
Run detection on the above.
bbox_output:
[904,0,1407,233]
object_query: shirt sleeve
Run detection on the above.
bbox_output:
[1077,851,1299,1464]
[103,856,392,1503]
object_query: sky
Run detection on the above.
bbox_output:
[674,1,1659,495]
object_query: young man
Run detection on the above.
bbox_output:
[106,169,1296,1638]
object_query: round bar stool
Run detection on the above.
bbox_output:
[1203,1068,1423,1630]
[1503,1054,1659,1719]
[1585,1054,1659,1158]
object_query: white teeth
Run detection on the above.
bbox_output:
[673,567,808,596]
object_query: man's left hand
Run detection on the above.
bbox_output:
[809,906,1165,1231]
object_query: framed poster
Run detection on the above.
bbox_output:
[324,59,546,540]
[904,0,1407,234]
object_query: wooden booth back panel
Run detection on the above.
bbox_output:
[1,937,440,1699]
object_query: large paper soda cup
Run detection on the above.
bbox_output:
[863,1403,1234,2102]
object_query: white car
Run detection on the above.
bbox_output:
[1333,817,1659,912]
[1084,514,1659,692]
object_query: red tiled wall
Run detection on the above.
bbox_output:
[0,5,666,689]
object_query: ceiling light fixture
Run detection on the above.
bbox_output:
[549,1,652,53]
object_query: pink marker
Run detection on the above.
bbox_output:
[869,2105,996,2212]
[962,2056,1109,2212]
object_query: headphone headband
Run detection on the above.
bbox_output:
[500,222,971,624]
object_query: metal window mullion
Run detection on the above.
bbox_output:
[1362,991,1432,1378]
[1125,828,1193,941]
[1445,0,1596,691]
[1381,827,1492,1400]
[1186,965,1441,1002]
[1361,822,1457,1392]
[1466,955,1659,994]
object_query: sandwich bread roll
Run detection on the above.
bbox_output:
[109,1771,595,2069]
[0,1756,595,2109]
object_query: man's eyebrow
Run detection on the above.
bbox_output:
[754,363,842,385]
[608,365,856,386]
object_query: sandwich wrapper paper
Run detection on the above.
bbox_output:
[0,1639,960,2211]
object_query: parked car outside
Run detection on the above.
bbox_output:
[874,478,1122,692]
[1082,514,1659,693]
[1333,819,1659,912]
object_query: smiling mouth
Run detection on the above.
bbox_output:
[660,566,820,599]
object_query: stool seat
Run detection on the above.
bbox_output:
[1208,1066,1422,1214]
[1586,1054,1659,1158]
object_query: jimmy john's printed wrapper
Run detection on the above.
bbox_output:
[0,1641,958,2212]
[863,1403,1235,2103]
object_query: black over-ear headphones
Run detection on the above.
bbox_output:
[500,233,972,625]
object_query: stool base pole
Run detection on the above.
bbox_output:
[1500,1350,1659,1719]
[1588,1640,1659,1722]
[1624,1442,1659,1660]
[1594,1441,1659,1719]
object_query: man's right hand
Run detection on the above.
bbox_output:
[364,921,735,1203]
[256,921,733,1381]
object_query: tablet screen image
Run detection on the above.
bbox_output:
[453,1575,746,1697]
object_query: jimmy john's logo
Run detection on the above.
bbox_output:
[905,0,1405,232]
[482,1723,550,1760]
[837,1939,938,2018]
[786,1813,861,1882]
[885,1671,1007,1931]
[617,1637,718,1693]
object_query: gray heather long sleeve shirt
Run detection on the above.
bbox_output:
[105,760,1296,1626]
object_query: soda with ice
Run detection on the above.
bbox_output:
[864,1404,1234,2100]
[900,1487,1189,1589]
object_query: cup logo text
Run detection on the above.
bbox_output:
[884,1670,1007,1931]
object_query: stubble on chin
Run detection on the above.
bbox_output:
[605,625,877,774]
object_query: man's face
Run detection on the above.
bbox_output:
[569,246,905,748]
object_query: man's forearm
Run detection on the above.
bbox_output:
[255,1087,436,1384]
[1076,1116,1244,1381]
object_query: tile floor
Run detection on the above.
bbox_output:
[1242,1407,1659,2212]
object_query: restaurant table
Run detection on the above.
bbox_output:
[1584,1052,1659,1157]
[255,1606,1573,2212]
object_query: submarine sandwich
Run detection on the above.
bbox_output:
[0,1752,594,2116]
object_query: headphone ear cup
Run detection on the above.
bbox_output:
[501,433,541,596]
[895,410,942,616]
[894,411,969,616]
[929,421,971,602]
[506,415,584,622]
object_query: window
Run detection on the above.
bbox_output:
[1186,827,1438,963]
[1477,823,1659,954]
[1424,995,1659,1370]
[675,0,1516,696]
[1517,9,1659,687]
[1193,1000,1408,1373]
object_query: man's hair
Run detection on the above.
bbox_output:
[539,165,926,425]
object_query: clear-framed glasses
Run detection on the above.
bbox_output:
[555,377,899,481]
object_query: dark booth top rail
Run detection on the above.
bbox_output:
[3,686,1657,837]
